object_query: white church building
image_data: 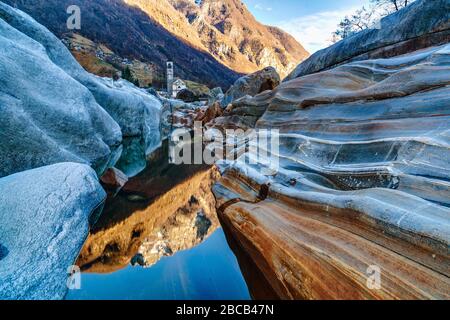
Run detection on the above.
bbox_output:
[172,79,187,98]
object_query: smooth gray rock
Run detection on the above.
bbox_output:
[208,87,224,105]
[0,15,122,177]
[285,0,450,80]
[0,163,106,300]
[0,2,163,177]
[221,67,280,107]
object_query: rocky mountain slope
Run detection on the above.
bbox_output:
[211,0,450,299]
[3,0,240,88]
[163,0,309,77]
[4,0,308,88]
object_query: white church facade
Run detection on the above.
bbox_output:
[172,79,187,98]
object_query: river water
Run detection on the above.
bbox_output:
[66,229,249,300]
[65,143,250,300]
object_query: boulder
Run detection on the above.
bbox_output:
[213,42,450,299]
[0,14,122,178]
[195,102,223,125]
[176,88,198,103]
[0,163,106,300]
[208,87,225,105]
[285,0,450,80]
[0,2,163,177]
[100,167,128,198]
[221,67,280,107]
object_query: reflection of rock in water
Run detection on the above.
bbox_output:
[195,210,212,240]
[131,209,213,267]
[76,143,221,273]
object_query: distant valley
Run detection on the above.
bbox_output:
[5,0,309,89]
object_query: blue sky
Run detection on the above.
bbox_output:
[243,0,371,53]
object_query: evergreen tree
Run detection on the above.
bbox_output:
[122,66,140,87]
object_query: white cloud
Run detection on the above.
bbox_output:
[276,6,362,54]
[255,3,273,12]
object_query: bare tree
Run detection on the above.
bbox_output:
[333,7,376,40]
[333,0,415,42]
[372,0,412,14]
[373,0,410,12]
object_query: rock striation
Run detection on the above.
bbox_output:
[0,163,105,300]
[212,1,450,300]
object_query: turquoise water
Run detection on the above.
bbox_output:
[65,228,250,300]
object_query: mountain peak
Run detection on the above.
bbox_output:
[134,0,310,77]
[168,0,309,77]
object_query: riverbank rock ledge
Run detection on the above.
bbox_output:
[213,0,450,300]
[0,2,162,178]
[0,163,106,300]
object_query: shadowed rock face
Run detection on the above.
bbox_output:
[213,40,450,298]
[285,0,450,81]
[0,163,105,300]
[176,88,199,103]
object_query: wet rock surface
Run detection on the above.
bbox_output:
[100,167,129,198]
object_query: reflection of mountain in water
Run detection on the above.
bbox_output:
[132,207,214,268]
[76,142,221,273]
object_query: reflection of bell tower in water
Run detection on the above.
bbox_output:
[167,61,174,98]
